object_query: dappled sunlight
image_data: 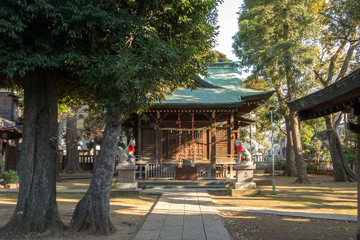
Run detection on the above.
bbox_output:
[0,194,18,205]
[281,217,310,222]
[109,196,158,218]
[211,173,357,216]
[112,207,150,216]
[221,210,357,240]
[56,178,91,191]
[57,198,81,203]
[0,200,17,205]
[227,215,257,220]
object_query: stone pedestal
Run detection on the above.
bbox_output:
[231,163,260,196]
[115,163,139,191]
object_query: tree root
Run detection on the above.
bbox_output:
[69,194,117,235]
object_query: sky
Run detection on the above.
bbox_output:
[213,0,243,62]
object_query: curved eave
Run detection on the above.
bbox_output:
[241,90,275,101]
[287,69,360,121]
[235,115,256,127]
[151,101,245,108]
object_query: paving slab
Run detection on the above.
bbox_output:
[134,189,231,240]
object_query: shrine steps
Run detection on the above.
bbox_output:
[138,180,234,191]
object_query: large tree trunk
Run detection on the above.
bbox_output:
[324,115,356,182]
[0,70,65,235]
[68,112,122,235]
[284,116,297,177]
[290,111,310,184]
[63,106,83,173]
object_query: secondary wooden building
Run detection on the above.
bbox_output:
[0,117,21,171]
[287,68,360,239]
[126,62,273,177]
[0,90,22,172]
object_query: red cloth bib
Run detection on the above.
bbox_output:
[237,146,243,153]
[241,157,244,161]
[128,145,135,152]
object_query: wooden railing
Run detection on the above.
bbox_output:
[139,163,176,179]
[134,162,237,180]
[58,150,285,177]
[196,163,216,179]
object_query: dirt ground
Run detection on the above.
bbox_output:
[221,211,356,240]
[0,176,159,240]
[0,172,358,240]
[209,172,357,240]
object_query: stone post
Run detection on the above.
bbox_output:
[231,162,260,196]
[115,163,139,192]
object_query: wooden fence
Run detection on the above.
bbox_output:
[58,150,339,178]
[134,163,236,180]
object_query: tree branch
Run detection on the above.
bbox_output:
[313,69,326,86]
[327,39,347,84]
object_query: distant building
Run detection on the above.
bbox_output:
[0,90,22,172]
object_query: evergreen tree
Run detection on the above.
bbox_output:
[233,0,320,183]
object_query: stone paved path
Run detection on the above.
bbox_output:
[134,189,231,240]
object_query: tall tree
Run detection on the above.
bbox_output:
[233,0,320,183]
[312,0,360,182]
[212,50,232,62]
[68,1,220,234]
[0,0,219,236]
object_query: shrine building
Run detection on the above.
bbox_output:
[125,62,274,179]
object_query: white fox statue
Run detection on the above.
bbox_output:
[235,139,253,164]
[116,139,136,165]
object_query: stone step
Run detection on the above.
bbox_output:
[146,184,228,189]
[138,180,232,186]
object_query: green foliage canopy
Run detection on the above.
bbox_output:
[0,0,220,114]
[233,0,318,100]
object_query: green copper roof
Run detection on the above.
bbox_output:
[153,62,273,107]
[201,63,243,88]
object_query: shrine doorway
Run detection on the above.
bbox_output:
[163,130,208,164]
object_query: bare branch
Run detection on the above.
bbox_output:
[327,39,347,84]
[313,69,326,86]
[336,41,356,81]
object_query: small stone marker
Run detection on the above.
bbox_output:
[231,162,260,196]
[114,163,140,195]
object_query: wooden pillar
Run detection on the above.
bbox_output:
[211,111,216,168]
[230,112,235,161]
[137,115,142,161]
[156,111,162,164]
[160,131,164,163]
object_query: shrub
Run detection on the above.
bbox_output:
[274,157,285,170]
[0,170,19,185]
